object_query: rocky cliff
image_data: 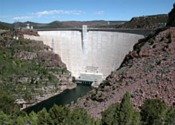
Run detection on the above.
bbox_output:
[167,4,175,27]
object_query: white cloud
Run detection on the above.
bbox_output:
[35,10,84,17]
[94,10,104,15]
[12,9,84,21]
[13,16,33,20]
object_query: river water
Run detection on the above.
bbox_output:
[24,84,92,113]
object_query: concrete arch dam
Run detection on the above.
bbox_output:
[24,27,147,87]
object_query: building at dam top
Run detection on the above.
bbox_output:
[24,25,147,87]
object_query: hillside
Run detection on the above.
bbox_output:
[8,20,127,29]
[74,10,175,118]
[119,14,168,29]
[0,31,75,111]
[59,20,126,28]
[13,21,47,29]
[11,15,168,29]
[1,15,168,30]
[0,21,13,30]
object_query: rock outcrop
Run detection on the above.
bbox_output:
[167,3,175,27]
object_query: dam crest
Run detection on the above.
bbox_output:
[24,26,147,87]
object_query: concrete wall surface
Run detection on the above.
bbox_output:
[24,31,144,82]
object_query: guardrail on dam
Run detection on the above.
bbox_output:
[24,26,149,87]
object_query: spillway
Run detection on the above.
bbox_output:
[24,27,145,86]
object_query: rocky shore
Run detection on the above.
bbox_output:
[23,82,77,109]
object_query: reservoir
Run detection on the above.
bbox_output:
[24,84,92,113]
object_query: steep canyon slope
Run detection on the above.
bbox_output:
[74,6,175,118]
[0,31,75,111]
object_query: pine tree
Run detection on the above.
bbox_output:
[118,92,140,125]
[16,115,27,125]
[0,111,13,125]
[164,107,175,125]
[118,92,133,125]
[102,92,140,125]
[68,108,95,125]
[101,103,120,125]
[28,111,38,125]
[140,99,167,125]
[37,108,52,125]
[49,104,69,124]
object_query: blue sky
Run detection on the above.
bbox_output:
[0,0,174,23]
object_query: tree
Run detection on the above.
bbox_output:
[28,111,38,125]
[118,92,140,125]
[16,115,27,125]
[68,108,96,125]
[131,111,140,125]
[0,111,13,125]
[140,99,167,125]
[37,108,52,125]
[164,107,175,125]
[102,92,140,125]
[0,90,18,114]
[49,104,69,124]
[101,103,120,125]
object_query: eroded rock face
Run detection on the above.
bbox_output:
[167,4,175,27]
[74,28,175,118]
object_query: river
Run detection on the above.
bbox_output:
[24,84,92,113]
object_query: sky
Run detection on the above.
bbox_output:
[0,0,174,23]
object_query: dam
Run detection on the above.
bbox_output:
[24,26,148,87]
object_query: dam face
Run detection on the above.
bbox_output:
[24,28,144,86]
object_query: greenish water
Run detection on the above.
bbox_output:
[24,84,92,113]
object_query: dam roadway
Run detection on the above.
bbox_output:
[24,26,151,87]
[36,28,152,36]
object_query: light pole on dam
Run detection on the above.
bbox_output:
[24,26,147,87]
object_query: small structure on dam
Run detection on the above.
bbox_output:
[76,66,103,87]
[24,26,148,87]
